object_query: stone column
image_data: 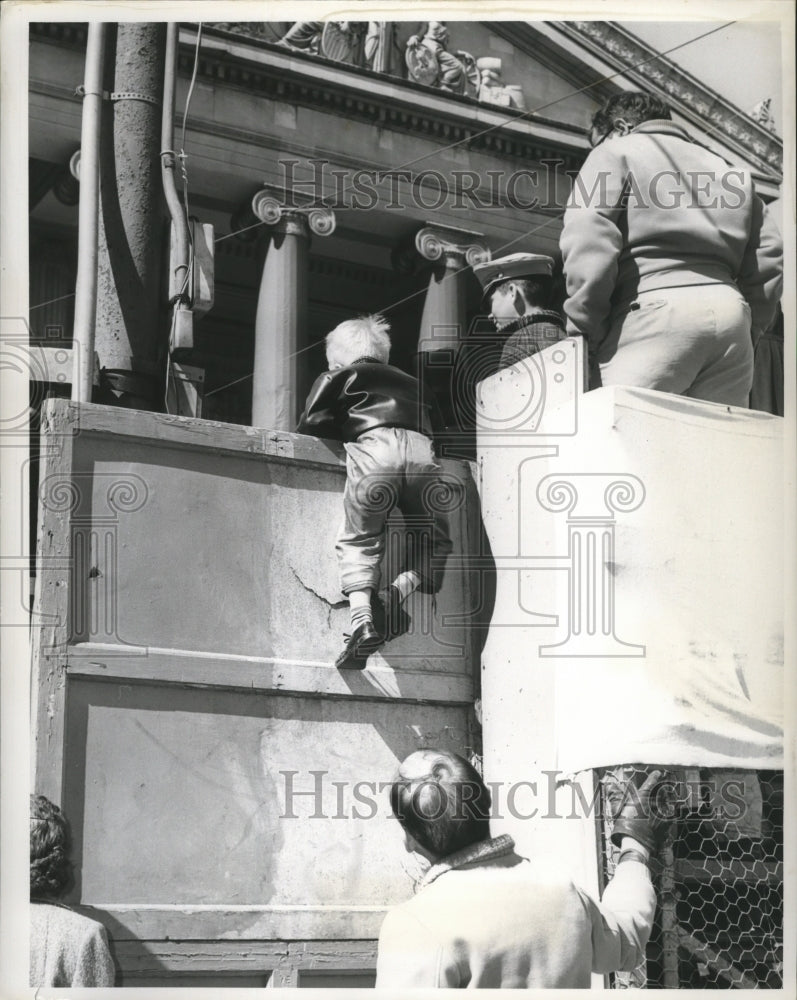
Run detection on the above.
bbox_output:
[414,223,490,434]
[250,188,335,430]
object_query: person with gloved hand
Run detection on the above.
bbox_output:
[376,752,674,988]
[605,766,675,863]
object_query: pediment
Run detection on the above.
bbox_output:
[205,18,782,187]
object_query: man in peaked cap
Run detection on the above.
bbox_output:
[473,252,568,370]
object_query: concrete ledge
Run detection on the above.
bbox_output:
[66,642,474,705]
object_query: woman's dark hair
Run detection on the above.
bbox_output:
[30,794,72,899]
[389,750,492,860]
[590,92,672,145]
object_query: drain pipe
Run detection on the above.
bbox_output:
[71,22,107,403]
[161,22,190,304]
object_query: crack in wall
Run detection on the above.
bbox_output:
[289,565,346,630]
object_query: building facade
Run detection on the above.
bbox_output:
[26,17,784,988]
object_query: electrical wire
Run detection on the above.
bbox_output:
[203,209,562,400]
[179,21,203,228]
[29,291,77,311]
[209,19,739,244]
[165,22,203,414]
[164,267,192,414]
[203,370,253,398]
[200,20,749,404]
[181,22,203,157]
[32,17,754,370]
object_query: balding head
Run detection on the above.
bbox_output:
[388,749,491,861]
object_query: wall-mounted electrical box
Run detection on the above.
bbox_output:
[168,220,215,317]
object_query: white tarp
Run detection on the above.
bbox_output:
[552,387,784,771]
[478,349,784,780]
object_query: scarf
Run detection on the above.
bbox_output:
[417,833,516,891]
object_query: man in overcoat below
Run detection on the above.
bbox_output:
[376,749,671,989]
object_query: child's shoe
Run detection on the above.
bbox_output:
[334,621,383,669]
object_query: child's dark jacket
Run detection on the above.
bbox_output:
[297,361,438,443]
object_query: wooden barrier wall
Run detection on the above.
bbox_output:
[32,399,483,986]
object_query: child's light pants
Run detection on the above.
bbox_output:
[336,427,454,597]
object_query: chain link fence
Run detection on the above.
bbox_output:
[598,766,783,989]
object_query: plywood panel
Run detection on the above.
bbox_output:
[34,400,481,956]
[64,418,479,679]
[64,679,471,909]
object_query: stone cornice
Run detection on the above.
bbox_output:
[30,20,780,181]
[551,21,782,179]
[28,21,587,171]
[186,25,588,168]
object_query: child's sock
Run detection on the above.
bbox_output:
[390,570,422,603]
[349,589,373,631]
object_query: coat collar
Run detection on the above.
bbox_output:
[630,119,692,140]
[628,118,734,165]
[498,310,564,336]
[418,834,516,890]
[350,355,384,366]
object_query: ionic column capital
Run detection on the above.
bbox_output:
[415,222,491,269]
[251,186,336,238]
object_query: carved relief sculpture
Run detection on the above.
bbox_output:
[277,21,374,66]
[363,22,399,73]
[750,98,777,133]
[405,22,479,96]
[320,22,369,65]
[277,21,324,55]
[476,57,526,110]
[210,22,288,41]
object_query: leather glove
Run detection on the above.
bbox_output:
[607,768,674,853]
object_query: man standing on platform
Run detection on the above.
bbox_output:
[560,92,782,406]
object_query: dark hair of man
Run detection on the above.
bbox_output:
[30,794,72,899]
[389,750,492,859]
[590,92,672,145]
[515,277,551,309]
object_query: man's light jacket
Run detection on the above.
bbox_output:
[375,835,655,989]
[560,120,783,351]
